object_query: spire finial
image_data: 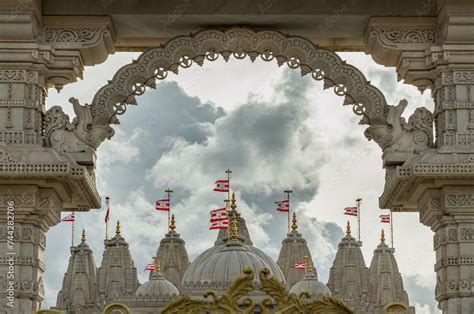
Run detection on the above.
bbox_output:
[81,228,86,242]
[346,221,351,236]
[170,214,176,231]
[381,229,385,242]
[115,220,121,235]
[304,256,314,274]
[231,213,238,239]
[152,256,161,272]
[230,192,237,210]
[291,212,298,232]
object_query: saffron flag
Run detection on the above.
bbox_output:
[214,180,230,192]
[344,207,358,216]
[155,199,170,211]
[380,214,390,223]
[294,262,306,270]
[61,213,75,222]
[209,219,229,230]
[275,200,289,212]
[144,263,155,271]
[210,208,228,222]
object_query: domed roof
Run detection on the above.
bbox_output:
[184,240,270,286]
[136,271,179,297]
[289,273,331,298]
[289,257,331,298]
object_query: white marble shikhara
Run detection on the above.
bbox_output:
[52,201,414,314]
[0,1,473,313]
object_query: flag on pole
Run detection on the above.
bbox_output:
[275,200,289,212]
[209,219,229,230]
[61,213,75,222]
[155,199,170,211]
[144,263,155,271]
[210,208,228,222]
[294,262,306,269]
[380,214,390,223]
[214,180,230,192]
[344,207,358,216]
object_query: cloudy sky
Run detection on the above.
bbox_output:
[44,52,438,313]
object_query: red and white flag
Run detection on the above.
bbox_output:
[210,208,228,222]
[61,213,75,222]
[144,263,155,271]
[344,207,358,216]
[380,214,390,223]
[214,180,230,192]
[294,262,306,270]
[209,219,229,230]
[155,199,170,211]
[275,200,289,212]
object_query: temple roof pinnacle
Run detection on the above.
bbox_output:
[291,212,298,232]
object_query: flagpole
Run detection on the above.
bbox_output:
[390,210,394,248]
[285,189,293,234]
[356,198,362,241]
[71,212,75,247]
[165,188,173,231]
[105,196,110,240]
[226,169,232,205]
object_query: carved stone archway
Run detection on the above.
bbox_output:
[45,28,433,156]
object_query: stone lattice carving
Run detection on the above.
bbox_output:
[44,97,114,152]
[365,99,434,153]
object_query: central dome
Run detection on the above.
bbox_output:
[189,242,268,285]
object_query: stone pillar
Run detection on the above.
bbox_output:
[0,2,114,311]
[365,2,474,312]
[420,188,474,313]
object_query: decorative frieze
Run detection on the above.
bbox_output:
[445,193,474,207]
[0,131,37,145]
[444,132,474,146]
[0,70,38,84]
[0,193,34,206]
[370,27,436,48]
[435,255,474,271]
[43,26,110,47]
[453,71,474,84]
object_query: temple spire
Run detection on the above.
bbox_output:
[231,213,238,239]
[230,192,237,210]
[81,228,86,242]
[170,214,176,231]
[380,229,385,242]
[291,212,298,232]
[346,221,351,236]
[152,256,161,272]
[304,256,314,274]
[115,220,121,236]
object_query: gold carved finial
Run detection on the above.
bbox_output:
[81,229,86,242]
[231,192,237,210]
[291,212,298,231]
[381,229,385,242]
[115,220,121,235]
[231,213,238,239]
[170,214,176,231]
[152,256,161,272]
[346,221,351,236]
[304,256,314,274]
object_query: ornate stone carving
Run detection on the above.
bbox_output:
[43,27,109,47]
[364,99,434,153]
[44,97,114,152]
[371,28,436,48]
[76,28,393,151]
[445,193,474,208]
